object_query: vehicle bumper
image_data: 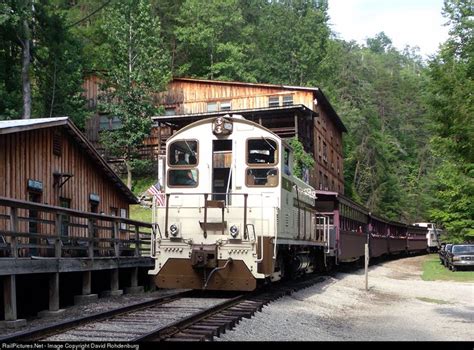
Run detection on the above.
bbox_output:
[452,260,474,267]
[154,258,257,291]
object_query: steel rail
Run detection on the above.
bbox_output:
[132,294,246,341]
[0,290,194,342]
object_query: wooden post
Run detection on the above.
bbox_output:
[365,243,369,291]
[10,207,18,258]
[87,219,94,258]
[111,269,119,292]
[49,273,60,311]
[3,275,18,321]
[55,213,62,258]
[131,267,138,288]
[134,225,140,257]
[113,221,119,257]
[82,271,91,295]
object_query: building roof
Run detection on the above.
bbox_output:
[0,117,138,204]
[172,77,347,132]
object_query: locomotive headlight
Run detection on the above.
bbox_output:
[169,224,179,237]
[230,225,239,238]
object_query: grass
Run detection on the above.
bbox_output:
[130,204,153,224]
[421,254,474,282]
[416,297,452,305]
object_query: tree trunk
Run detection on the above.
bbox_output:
[125,160,132,190]
[21,19,31,119]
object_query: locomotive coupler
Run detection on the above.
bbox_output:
[191,244,218,269]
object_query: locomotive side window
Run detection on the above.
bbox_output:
[168,140,198,187]
[246,138,278,187]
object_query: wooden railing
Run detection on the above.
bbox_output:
[0,197,154,259]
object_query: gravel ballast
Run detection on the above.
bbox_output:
[218,255,473,341]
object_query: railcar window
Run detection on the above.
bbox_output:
[247,138,278,165]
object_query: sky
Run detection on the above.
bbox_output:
[327,0,450,57]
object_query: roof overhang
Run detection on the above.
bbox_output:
[152,104,317,129]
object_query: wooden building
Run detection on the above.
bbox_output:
[153,78,347,193]
[0,118,153,327]
[0,117,136,219]
[82,76,347,193]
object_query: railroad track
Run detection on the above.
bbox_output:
[0,290,194,342]
[135,274,327,342]
[0,275,326,342]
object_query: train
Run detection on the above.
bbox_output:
[412,222,443,252]
[148,115,429,291]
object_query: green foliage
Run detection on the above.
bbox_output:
[130,175,156,197]
[425,0,473,242]
[98,0,170,186]
[289,137,314,181]
[130,159,153,178]
[174,0,255,81]
[0,0,88,124]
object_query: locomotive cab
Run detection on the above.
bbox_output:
[149,116,285,291]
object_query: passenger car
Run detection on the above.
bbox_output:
[446,244,474,271]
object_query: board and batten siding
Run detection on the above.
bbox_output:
[164,80,315,114]
[0,126,130,245]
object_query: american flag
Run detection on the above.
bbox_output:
[147,182,166,206]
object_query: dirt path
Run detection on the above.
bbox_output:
[218,255,474,341]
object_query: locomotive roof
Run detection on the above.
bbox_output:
[167,116,281,140]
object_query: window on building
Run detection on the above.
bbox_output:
[99,116,122,131]
[337,156,340,174]
[220,100,231,111]
[165,107,176,116]
[323,142,328,162]
[120,208,127,230]
[282,95,293,106]
[324,175,329,191]
[268,96,280,107]
[207,102,218,112]
[53,130,62,156]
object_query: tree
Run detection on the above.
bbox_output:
[0,0,87,123]
[99,0,171,189]
[426,0,473,241]
[174,0,255,81]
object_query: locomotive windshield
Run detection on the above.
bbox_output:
[246,138,279,187]
[247,138,278,165]
[168,140,198,187]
